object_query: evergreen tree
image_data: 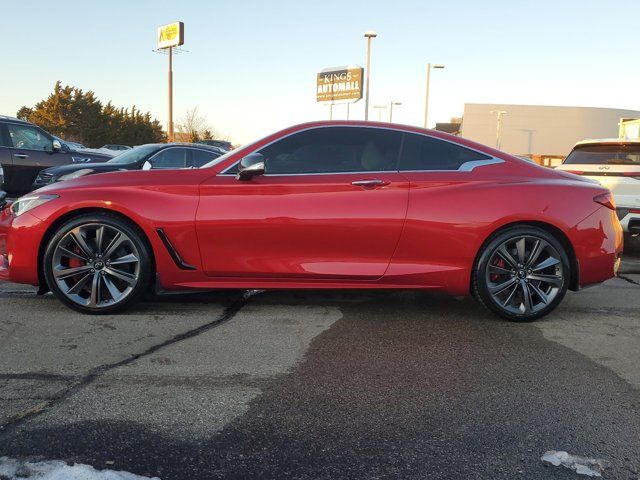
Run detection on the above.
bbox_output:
[17,82,166,147]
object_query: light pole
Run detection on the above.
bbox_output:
[373,105,387,121]
[389,101,402,123]
[167,46,174,141]
[491,110,508,150]
[423,63,445,128]
[364,30,377,121]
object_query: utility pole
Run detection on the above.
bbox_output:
[373,105,387,121]
[423,63,445,128]
[156,21,184,142]
[364,30,377,121]
[168,46,174,142]
[389,101,402,123]
[491,110,508,150]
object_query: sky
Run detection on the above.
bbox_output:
[2,0,638,144]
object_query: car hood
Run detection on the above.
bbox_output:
[39,162,135,177]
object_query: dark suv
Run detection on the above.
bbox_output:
[0,116,113,195]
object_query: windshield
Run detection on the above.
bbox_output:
[564,144,640,165]
[107,144,159,164]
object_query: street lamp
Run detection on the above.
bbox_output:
[364,30,377,121]
[389,101,402,123]
[423,63,445,128]
[491,110,508,150]
[373,105,387,121]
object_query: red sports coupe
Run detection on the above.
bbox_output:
[0,121,623,321]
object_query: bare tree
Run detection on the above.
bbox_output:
[176,107,211,143]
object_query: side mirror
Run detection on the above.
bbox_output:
[236,153,265,180]
[52,139,62,152]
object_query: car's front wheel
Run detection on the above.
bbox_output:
[473,226,570,322]
[43,213,152,314]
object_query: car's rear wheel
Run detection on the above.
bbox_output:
[43,213,151,314]
[473,226,570,322]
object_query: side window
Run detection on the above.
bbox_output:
[400,133,492,171]
[258,127,402,174]
[149,148,188,169]
[0,124,11,147]
[7,124,53,152]
[192,149,220,168]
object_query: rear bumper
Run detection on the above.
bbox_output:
[0,207,46,285]
[571,205,623,287]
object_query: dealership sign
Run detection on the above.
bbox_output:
[316,66,363,102]
[157,22,184,49]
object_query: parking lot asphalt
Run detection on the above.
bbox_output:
[0,266,639,479]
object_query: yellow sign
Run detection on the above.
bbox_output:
[316,66,363,102]
[157,22,184,49]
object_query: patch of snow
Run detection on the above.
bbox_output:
[0,456,160,480]
[541,450,605,477]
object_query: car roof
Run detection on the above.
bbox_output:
[574,138,640,147]
[161,142,223,151]
[0,115,31,125]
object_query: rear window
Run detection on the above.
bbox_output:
[564,144,640,165]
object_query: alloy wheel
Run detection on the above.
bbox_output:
[51,223,141,308]
[485,235,565,315]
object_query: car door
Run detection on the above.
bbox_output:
[4,123,64,194]
[0,124,12,191]
[196,126,409,280]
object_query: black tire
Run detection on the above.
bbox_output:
[472,226,570,322]
[43,213,152,314]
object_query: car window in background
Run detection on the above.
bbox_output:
[400,133,492,171]
[7,124,53,151]
[259,127,402,174]
[564,145,640,165]
[149,148,188,168]
[107,144,159,164]
[192,149,220,168]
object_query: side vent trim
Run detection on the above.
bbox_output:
[156,228,197,270]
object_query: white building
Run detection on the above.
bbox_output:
[460,103,640,160]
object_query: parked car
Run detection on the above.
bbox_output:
[0,116,113,195]
[32,143,224,189]
[556,139,640,236]
[0,121,622,320]
[101,144,132,152]
[197,139,233,151]
[53,136,86,151]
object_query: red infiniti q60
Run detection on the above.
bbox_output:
[0,121,623,321]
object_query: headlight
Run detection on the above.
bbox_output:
[59,169,93,181]
[11,195,58,217]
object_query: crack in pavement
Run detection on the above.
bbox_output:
[0,373,77,382]
[0,290,256,440]
[618,274,640,286]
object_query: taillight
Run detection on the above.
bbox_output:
[622,172,640,180]
[594,192,616,210]
[564,170,585,175]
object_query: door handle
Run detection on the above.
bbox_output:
[351,179,390,187]
[13,153,29,159]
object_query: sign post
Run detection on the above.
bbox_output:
[156,22,184,142]
[316,66,363,119]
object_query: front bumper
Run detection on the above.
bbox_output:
[0,207,47,285]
